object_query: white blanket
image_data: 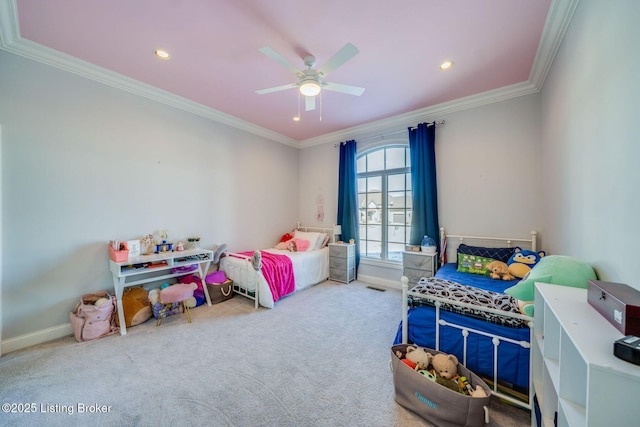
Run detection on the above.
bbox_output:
[219,247,330,308]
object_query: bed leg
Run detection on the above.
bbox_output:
[401,276,409,344]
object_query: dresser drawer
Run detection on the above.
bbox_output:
[330,267,356,283]
[403,267,432,284]
[329,244,355,258]
[330,256,354,269]
[403,252,434,270]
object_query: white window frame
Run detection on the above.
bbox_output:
[357,138,411,263]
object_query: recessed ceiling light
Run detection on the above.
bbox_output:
[439,60,454,71]
[154,49,171,60]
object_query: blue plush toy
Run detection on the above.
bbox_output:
[507,247,546,279]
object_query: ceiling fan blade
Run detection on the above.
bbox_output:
[255,83,298,95]
[259,46,302,76]
[317,43,359,77]
[305,96,316,111]
[322,82,365,96]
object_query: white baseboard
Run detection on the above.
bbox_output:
[356,274,401,291]
[1,323,71,356]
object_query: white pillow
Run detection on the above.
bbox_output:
[293,231,324,251]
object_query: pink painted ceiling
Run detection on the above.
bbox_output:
[14,0,551,142]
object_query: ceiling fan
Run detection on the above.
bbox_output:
[255,42,365,112]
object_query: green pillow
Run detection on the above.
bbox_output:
[505,255,597,315]
[457,253,496,276]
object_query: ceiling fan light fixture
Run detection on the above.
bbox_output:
[299,79,321,97]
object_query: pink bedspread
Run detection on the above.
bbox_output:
[240,251,295,302]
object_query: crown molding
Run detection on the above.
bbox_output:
[298,80,538,148]
[300,0,580,149]
[0,1,298,147]
[1,0,578,150]
[529,0,581,90]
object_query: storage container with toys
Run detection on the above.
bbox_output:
[391,343,491,427]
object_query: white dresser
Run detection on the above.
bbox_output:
[532,282,640,426]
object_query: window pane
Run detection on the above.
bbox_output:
[367,176,381,192]
[406,226,412,241]
[406,191,413,209]
[367,150,384,171]
[357,155,366,173]
[388,225,405,243]
[366,224,382,240]
[367,192,381,209]
[388,173,405,191]
[406,172,412,191]
[388,243,405,262]
[358,194,366,210]
[357,177,366,194]
[388,209,406,225]
[386,147,406,170]
[388,192,406,209]
[363,240,382,259]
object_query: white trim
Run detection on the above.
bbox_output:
[1,323,72,355]
[299,81,538,148]
[0,1,297,148]
[356,274,399,291]
[528,0,581,90]
[0,0,580,149]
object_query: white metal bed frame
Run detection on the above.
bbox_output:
[401,227,537,410]
[221,223,339,309]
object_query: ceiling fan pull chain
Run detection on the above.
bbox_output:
[319,91,323,122]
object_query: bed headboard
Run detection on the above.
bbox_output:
[440,226,538,266]
[296,222,340,244]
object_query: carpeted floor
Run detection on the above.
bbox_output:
[0,280,531,426]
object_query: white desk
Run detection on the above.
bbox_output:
[109,248,213,335]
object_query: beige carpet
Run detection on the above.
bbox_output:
[0,280,531,426]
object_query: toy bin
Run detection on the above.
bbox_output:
[205,271,234,304]
[390,344,491,427]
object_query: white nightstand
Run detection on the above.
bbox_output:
[402,251,436,284]
[329,243,356,283]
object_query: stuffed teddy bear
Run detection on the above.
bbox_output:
[115,286,151,328]
[486,260,516,281]
[430,353,462,392]
[506,247,546,279]
[404,345,433,371]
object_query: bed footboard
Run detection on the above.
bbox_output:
[220,251,263,309]
[401,276,534,410]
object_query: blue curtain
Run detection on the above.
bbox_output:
[337,140,360,269]
[409,122,440,250]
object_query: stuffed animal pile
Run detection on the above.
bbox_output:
[396,345,487,397]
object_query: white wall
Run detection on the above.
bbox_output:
[0,51,299,352]
[299,94,543,286]
[540,0,640,286]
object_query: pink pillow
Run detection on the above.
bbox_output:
[293,238,310,251]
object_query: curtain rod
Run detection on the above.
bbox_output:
[337,120,445,145]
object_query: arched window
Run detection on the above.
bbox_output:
[357,144,411,262]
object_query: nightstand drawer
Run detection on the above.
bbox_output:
[403,252,434,270]
[329,244,355,258]
[403,267,432,284]
[330,256,354,269]
[330,267,355,283]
